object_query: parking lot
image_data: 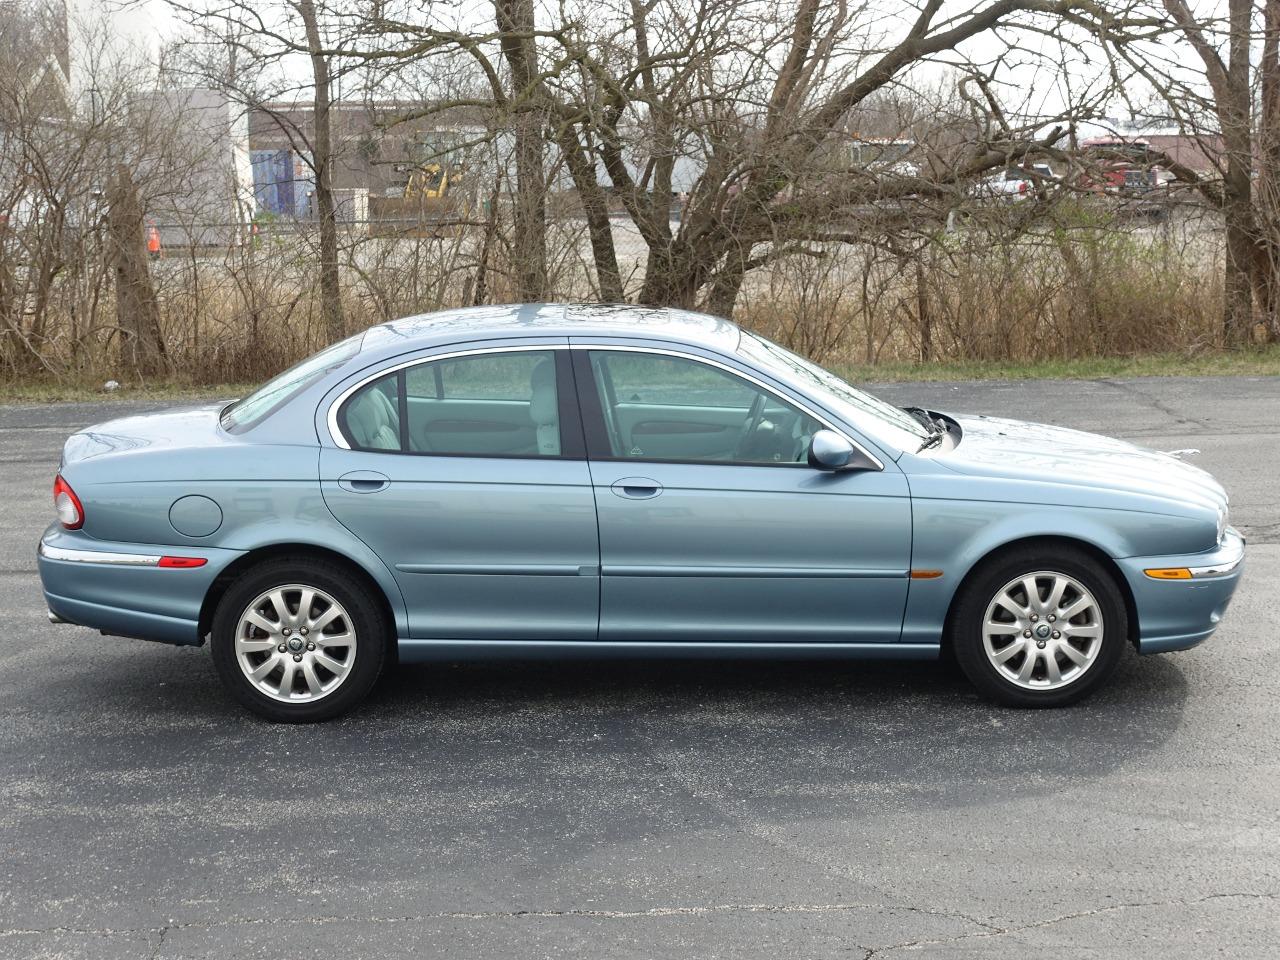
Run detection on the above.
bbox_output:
[1,375,1277,959]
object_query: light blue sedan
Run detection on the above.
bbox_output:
[37,305,1244,721]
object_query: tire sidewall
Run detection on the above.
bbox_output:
[952,549,1128,707]
[211,559,388,722]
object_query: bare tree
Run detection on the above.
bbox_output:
[1159,0,1256,341]
[538,0,1145,312]
[494,0,548,301]
[297,0,344,339]
[105,165,166,373]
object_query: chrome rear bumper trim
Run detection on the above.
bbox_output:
[39,542,162,566]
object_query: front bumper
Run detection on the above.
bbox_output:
[1117,528,1246,654]
[38,526,245,645]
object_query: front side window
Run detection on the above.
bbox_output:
[736,331,929,452]
[586,350,822,465]
[339,349,564,457]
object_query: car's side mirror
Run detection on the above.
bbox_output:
[808,430,855,471]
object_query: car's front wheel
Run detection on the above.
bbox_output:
[210,558,388,722]
[951,547,1128,707]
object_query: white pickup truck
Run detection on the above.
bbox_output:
[975,163,1056,201]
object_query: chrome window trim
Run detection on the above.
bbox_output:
[326,340,884,471]
[39,542,162,566]
[568,342,885,471]
[326,344,562,450]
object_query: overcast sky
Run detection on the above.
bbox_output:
[73,0,1218,136]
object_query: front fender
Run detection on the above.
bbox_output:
[900,497,1206,646]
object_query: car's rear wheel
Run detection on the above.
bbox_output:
[210,558,388,722]
[951,547,1128,707]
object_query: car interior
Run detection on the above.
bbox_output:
[342,352,560,457]
[341,349,821,464]
[589,351,821,464]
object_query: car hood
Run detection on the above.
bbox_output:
[937,414,1227,514]
[61,403,230,466]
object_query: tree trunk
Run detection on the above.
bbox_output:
[495,0,547,302]
[915,256,932,362]
[1259,0,1280,340]
[106,167,165,375]
[704,255,748,318]
[1221,0,1255,343]
[298,0,344,341]
[558,126,622,301]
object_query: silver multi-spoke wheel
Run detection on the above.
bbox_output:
[982,571,1103,691]
[234,584,357,703]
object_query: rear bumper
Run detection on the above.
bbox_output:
[37,527,245,646]
[1117,529,1245,654]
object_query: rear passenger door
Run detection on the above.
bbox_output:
[320,343,601,641]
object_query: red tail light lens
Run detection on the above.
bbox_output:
[158,556,207,568]
[53,475,84,530]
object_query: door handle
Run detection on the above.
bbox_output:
[611,477,662,500]
[338,470,390,493]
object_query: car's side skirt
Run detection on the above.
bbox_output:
[397,639,940,663]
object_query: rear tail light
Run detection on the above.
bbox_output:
[53,475,84,530]
[1019,181,1028,194]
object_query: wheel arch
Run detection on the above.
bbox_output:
[198,543,400,659]
[941,535,1140,651]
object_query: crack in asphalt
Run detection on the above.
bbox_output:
[2,891,1275,956]
[863,891,1280,957]
[146,925,167,960]
[1097,379,1205,430]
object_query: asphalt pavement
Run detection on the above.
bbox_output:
[0,376,1277,959]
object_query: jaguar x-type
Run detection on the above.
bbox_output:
[38,304,1244,721]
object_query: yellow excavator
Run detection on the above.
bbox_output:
[404,163,454,201]
[371,162,467,236]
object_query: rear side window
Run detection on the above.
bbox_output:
[405,352,548,402]
[339,350,571,458]
[339,373,401,451]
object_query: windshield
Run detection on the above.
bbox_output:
[220,333,364,432]
[737,332,931,452]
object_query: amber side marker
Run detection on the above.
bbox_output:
[910,569,944,580]
[1144,567,1192,580]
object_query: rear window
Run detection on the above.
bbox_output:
[220,334,364,432]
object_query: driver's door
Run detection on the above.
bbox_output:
[572,346,912,644]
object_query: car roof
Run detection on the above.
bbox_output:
[359,303,741,354]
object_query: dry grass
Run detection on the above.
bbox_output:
[0,215,1243,392]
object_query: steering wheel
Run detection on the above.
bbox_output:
[731,393,767,460]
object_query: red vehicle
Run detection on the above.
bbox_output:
[1079,138,1157,194]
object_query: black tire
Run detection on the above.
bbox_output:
[210,557,390,722]
[950,546,1128,708]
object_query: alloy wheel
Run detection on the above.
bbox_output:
[234,583,358,703]
[981,570,1104,690]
